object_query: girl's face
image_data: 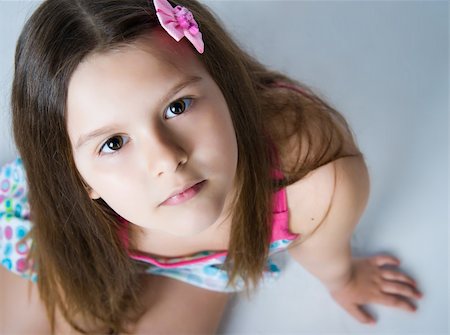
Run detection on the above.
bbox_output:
[66,30,238,238]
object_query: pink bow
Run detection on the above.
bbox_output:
[153,0,204,54]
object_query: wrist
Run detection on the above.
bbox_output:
[323,261,355,293]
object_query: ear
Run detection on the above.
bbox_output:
[83,182,101,200]
[88,189,101,200]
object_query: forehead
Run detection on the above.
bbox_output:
[66,29,207,144]
[71,27,204,85]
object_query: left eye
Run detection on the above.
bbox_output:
[99,135,129,155]
[164,97,193,119]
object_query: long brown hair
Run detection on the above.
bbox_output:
[12,0,363,333]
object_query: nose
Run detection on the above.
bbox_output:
[141,126,188,177]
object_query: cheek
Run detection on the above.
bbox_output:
[89,169,136,197]
[214,107,237,156]
[201,107,238,170]
[73,154,132,200]
[90,174,146,219]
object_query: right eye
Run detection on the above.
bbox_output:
[98,135,129,156]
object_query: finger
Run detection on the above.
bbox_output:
[372,255,400,267]
[374,292,417,313]
[380,281,422,300]
[380,268,418,288]
[345,304,376,325]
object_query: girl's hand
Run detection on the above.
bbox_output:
[328,255,423,325]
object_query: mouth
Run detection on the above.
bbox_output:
[159,180,207,206]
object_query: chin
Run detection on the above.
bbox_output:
[165,223,213,237]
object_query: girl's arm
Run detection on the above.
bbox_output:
[0,265,230,334]
[129,274,230,334]
[0,266,49,334]
[0,265,91,334]
[287,156,421,324]
[288,156,370,291]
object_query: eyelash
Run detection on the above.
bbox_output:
[97,96,194,156]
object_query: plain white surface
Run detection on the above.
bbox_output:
[0,1,448,334]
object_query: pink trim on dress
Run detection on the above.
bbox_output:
[128,250,228,269]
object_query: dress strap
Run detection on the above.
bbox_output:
[267,134,300,241]
[268,140,288,213]
[270,80,312,97]
[273,185,287,213]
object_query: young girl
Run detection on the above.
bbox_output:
[0,0,423,333]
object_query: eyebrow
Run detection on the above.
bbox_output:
[75,75,203,150]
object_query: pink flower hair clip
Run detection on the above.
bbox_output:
[153,0,205,54]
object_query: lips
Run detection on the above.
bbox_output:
[160,180,206,206]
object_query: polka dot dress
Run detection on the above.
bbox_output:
[142,238,296,292]
[0,158,37,282]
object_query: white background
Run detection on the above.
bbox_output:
[0,1,448,334]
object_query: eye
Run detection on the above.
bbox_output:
[98,135,129,156]
[97,97,193,156]
[164,97,193,120]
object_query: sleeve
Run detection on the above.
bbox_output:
[0,157,37,282]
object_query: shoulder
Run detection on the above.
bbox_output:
[285,155,370,238]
